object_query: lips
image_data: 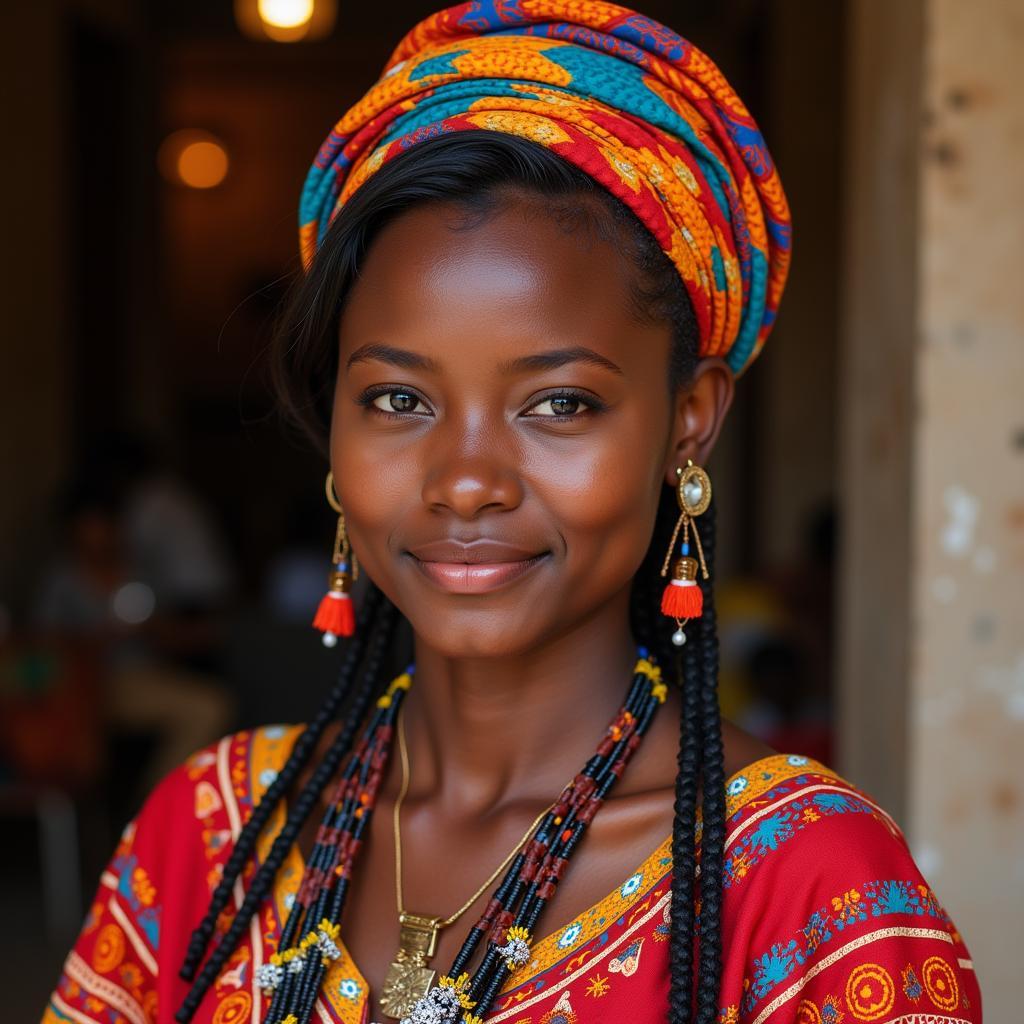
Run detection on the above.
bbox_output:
[406,538,549,595]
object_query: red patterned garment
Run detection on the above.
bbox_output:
[42,729,981,1024]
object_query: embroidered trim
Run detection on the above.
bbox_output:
[749,927,954,1024]
[489,892,671,1022]
[725,787,902,889]
[64,951,148,1024]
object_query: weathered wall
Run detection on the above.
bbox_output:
[840,0,1024,1016]
[911,0,1024,1012]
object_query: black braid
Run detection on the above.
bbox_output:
[693,499,725,1024]
[179,585,386,981]
[175,590,397,1023]
[630,488,723,1024]
[672,634,704,1024]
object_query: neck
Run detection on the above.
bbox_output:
[402,588,638,813]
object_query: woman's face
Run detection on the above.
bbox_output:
[331,197,719,658]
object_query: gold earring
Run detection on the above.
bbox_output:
[659,459,711,647]
[312,470,359,647]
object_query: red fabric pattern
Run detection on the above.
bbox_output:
[42,734,981,1024]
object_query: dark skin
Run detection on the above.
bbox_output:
[293,196,771,1019]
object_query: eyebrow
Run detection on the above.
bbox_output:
[345,342,624,376]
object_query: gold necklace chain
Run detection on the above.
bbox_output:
[393,704,552,928]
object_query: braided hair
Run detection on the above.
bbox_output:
[180,131,726,1024]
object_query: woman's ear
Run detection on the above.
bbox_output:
[663,357,735,487]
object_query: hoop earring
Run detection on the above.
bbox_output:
[312,470,359,647]
[659,459,711,647]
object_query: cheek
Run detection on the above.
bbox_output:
[329,406,420,583]
[522,415,665,573]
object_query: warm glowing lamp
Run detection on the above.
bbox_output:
[158,130,230,190]
[235,0,336,42]
[259,0,314,29]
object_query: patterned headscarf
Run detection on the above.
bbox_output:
[300,0,791,375]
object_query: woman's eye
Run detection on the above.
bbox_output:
[371,390,427,414]
[528,391,593,415]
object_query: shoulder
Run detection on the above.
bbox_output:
[126,722,305,891]
[44,725,304,1023]
[129,724,304,870]
[720,753,907,880]
[716,754,982,1024]
[73,725,301,964]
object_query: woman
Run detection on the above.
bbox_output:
[44,3,981,1023]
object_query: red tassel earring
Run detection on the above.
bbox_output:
[660,459,711,647]
[313,470,358,647]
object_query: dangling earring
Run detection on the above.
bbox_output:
[312,470,358,647]
[659,459,711,647]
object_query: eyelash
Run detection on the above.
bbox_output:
[355,386,605,420]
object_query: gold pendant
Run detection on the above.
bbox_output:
[379,912,441,1020]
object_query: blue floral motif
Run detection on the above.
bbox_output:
[259,768,279,788]
[339,978,361,1001]
[812,792,852,813]
[902,965,924,1002]
[748,813,793,853]
[620,872,644,898]
[870,879,921,915]
[821,997,843,1023]
[557,922,583,949]
[263,725,286,739]
[752,940,797,998]
[798,910,832,956]
[787,755,809,766]
[727,775,749,796]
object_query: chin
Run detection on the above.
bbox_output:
[404,606,556,661]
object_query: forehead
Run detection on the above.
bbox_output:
[339,199,664,362]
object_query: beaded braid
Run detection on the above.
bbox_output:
[445,658,668,1022]
[179,584,386,982]
[260,669,412,1024]
[174,591,398,1023]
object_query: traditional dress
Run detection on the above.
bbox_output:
[43,727,981,1023]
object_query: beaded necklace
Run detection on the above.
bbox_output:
[253,652,667,1024]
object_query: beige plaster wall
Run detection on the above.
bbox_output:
[841,0,1024,1017]
[909,0,1024,1013]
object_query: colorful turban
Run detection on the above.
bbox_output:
[300,0,791,375]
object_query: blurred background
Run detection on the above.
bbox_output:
[0,0,1020,1020]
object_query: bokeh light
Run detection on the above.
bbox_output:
[235,0,336,42]
[158,130,229,189]
[258,0,315,30]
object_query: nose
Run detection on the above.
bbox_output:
[420,428,525,520]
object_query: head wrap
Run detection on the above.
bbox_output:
[300,0,791,375]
